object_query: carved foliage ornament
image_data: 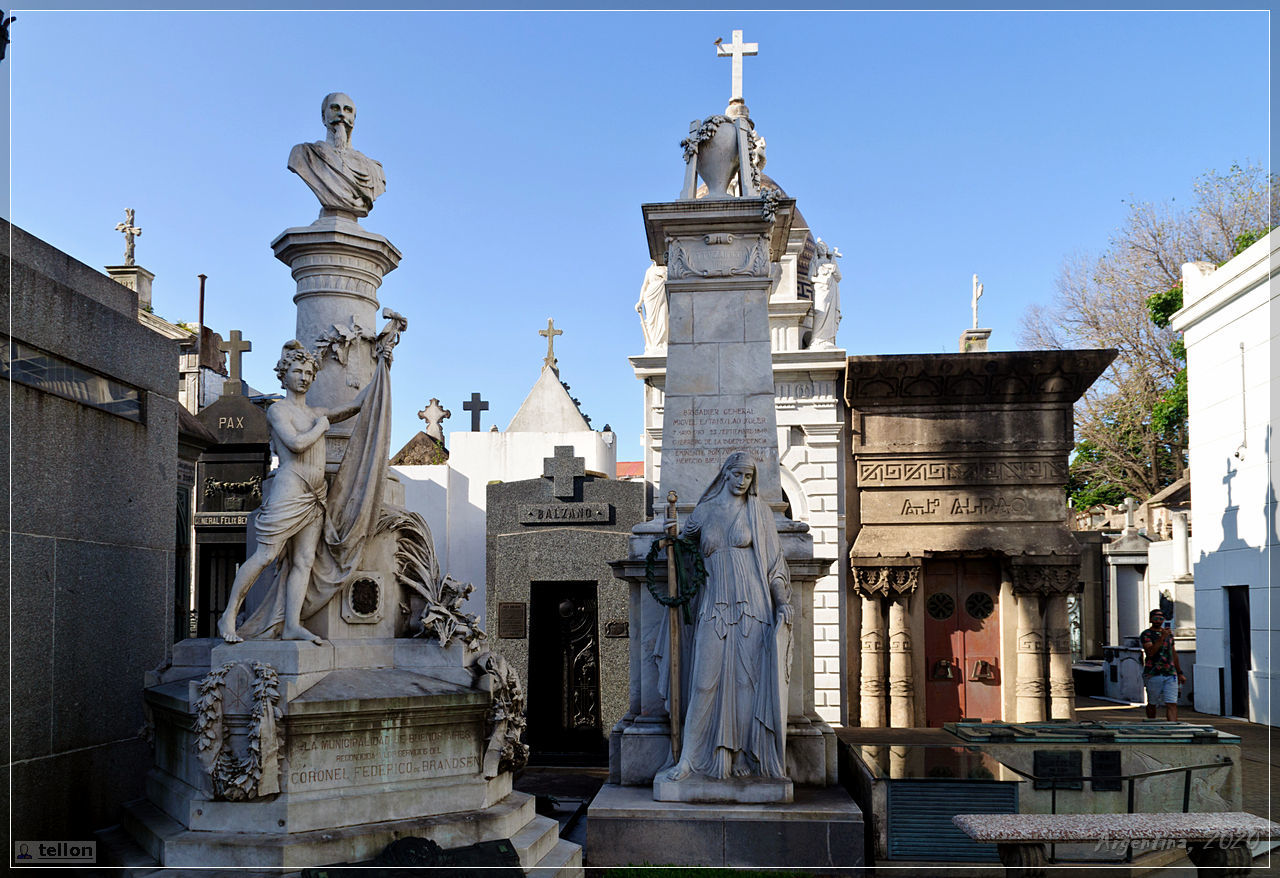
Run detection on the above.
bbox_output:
[476,651,529,778]
[192,661,283,801]
[1011,564,1080,595]
[680,114,733,162]
[387,507,487,650]
[852,564,920,597]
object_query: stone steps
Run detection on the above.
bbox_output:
[532,837,584,877]
[509,813,560,869]
[100,791,581,876]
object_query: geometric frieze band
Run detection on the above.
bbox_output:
[857,458,1067,487]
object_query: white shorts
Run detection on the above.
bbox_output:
[1145,674,1178,707]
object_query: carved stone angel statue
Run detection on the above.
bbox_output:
[809,239,842,350]
[656,452,793,781]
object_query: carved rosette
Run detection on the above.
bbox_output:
[851,564,920,597]
[1011,563,1080,595]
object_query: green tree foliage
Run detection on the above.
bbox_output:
[1021,162,1276,508]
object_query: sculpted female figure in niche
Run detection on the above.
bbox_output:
[661,451,793,781]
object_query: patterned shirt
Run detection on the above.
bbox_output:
[1140,626,1177,677]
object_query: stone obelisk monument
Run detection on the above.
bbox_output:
[271,92,402,469]
[591,31,861,869]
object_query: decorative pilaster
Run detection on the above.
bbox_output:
[1046,593,1075,719]
[1014,593,1046,722]
[859,594,885,727]
[888,595,915,728]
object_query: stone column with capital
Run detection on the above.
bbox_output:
[1015,593,1047,722]
[859,593,886,727]
[1046,593,1075,719]
[272,203,401,469]
[888,595,915,727]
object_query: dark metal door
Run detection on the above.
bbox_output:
[528,581,605,764]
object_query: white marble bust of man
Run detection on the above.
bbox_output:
[288,92,387,218]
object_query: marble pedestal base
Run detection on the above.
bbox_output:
[117,637,583,874]
[586,782,863,867]
[653,773,793,803]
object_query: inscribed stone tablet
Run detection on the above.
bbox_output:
[1032,750,1083,790]
[497,602,527,639]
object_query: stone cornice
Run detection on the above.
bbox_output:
[844,350,1116,408]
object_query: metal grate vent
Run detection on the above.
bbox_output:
[886,780,1017,861]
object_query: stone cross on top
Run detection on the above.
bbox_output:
[115,208,141,266]
[972,274,984,330]
[543,445,585,500]
[219,329,252,396]
[463,392,489,432]
[539,318,562,371]
[716,29,758,103]
[1122,496,1140,532]
[418,397,451,443]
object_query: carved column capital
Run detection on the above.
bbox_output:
[1010,561,1080,595]
[850,561,920,597]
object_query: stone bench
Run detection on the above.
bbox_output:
[952,812,1278,877]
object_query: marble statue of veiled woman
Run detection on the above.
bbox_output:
[658,452,793,781]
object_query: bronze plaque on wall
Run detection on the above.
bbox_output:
[497,602,527,638]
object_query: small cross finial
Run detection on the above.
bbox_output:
[972,274,984,330]
[462,392,489,432]
[543,445,586,499]
[539,318,563,371]
[417,397,451,443]
[115,208,142,265]
[716,29,758,104]
[218,329,252,396]
[1122,497,1140,531]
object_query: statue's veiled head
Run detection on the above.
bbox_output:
[321,92,356,133]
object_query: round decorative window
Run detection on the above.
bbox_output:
[965,592,995,620]
[926,592,955,621]
[350,578,380,615]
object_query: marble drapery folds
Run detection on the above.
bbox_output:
[654,453,791,779]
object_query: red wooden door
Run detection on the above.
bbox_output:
[923,559,1002,726]
[957,560,1001,722]
[924,561,965,725]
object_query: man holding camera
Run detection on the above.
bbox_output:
[1140,608,1185,720]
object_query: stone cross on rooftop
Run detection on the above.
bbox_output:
[716,29,758,103]
[544,445,585,499]
[417,397,451,443]
[972,274,984,330]
[539,318,563,371]
[219,329,252,396]
[1122,496,1140,532]
[115,208,141,266]
[463,392,489,432]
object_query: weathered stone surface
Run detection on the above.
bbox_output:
[587,782,863,867]
[487,463,644,761]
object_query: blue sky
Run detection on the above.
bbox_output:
[7,7,1270,460]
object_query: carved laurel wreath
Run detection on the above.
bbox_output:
[192,661,283,802]
[644,536,708,625]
